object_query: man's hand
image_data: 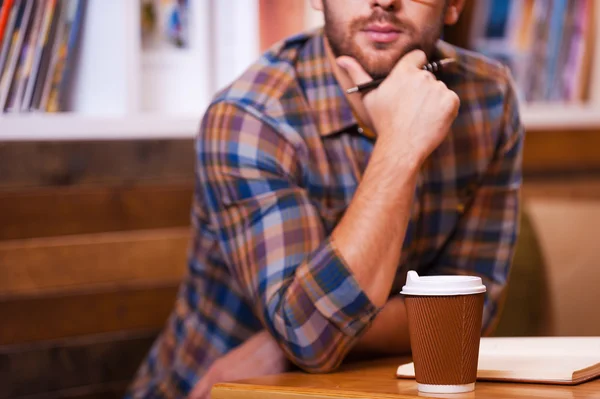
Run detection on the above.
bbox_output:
[189,330,289,399]
[337,50,460,167]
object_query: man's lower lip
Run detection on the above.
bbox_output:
[363,30,400,43]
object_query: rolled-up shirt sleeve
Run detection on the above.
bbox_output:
[427,70,524,335]
[195,101,380,373]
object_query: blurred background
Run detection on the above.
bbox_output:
[1,0,599,398]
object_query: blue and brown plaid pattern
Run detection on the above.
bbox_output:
[126,29,524,398]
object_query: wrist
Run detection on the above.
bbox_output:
[371,139,422,178]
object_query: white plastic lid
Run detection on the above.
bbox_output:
[400,270,487,296]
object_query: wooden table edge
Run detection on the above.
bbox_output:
[211,382,416,399]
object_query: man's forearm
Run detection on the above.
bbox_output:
[331,141,419,308]
[332,50,460,309]
[351,296,411,358]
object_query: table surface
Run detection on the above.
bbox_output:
[211,357,600,399]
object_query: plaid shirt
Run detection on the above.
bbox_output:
[127,30,523,398]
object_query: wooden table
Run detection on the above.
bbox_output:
[212,357,600,399]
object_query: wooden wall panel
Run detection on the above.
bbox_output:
[523,178,600,200]
[45,384,128,399]
[0,331,156,399]
[0,184,193,240]
[32,384,129,399]
[1,128,598,187]
[0,140,194,189]
[523,128,600,177]
[0,228,189,298]
[0,285,178,346]
[0,139,196,398]
[526,199,600,336]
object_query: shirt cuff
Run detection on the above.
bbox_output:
[295,237,381,337]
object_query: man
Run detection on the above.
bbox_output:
[126,0,523,397]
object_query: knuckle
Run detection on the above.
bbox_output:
[415,70,433,83]
[444,91,460,110]
[448,90,460,103]
[452,95,461,110]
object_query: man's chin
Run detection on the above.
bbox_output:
[352,46,417,77]
[354,55,401,79]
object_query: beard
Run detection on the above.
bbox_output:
[323,2,446,80]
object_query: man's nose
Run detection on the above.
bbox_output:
[369,0,400,11]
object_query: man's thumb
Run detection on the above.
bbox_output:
[336,56,371,86]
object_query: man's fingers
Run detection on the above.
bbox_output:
[386,49,430,83]
[188,381,209,399]
[399,49,428,69]
[336,56,372,86]
[189,363,222,399]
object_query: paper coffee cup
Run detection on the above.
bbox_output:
[401,271,486,394]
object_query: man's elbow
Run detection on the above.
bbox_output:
[264,298,364,374]
[291,355,344,374]
[279,341,351,374]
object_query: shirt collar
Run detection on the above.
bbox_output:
[295,30,358,137]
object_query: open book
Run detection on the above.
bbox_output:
[396,337,600,385]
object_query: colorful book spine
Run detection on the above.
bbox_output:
[4,0,35,110]
[21,0,56,111]
[550,0,577,101]
[544,0,568,100]
[0,0,15,45]
[6,0,43,112]
[515,0,536,51]
[58,0,85,111]
[0,0,32,111]
[36,0,64,112]
[0,0,19,83]
[47,0,84,112]
[573,0,595,101]
[525,0,553,102]
[31,0,61,111]
[561,0,584,101]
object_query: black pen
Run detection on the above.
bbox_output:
[346,58,456,94]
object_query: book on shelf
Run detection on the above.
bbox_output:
[0,0,84,114]
[5,0,44,112]
[0,0,34,110]
[468,0,595,104]
[23,0,57,111]
[141,0,190,51]
[30,0,60,112]
[0,0,15,46]
[44,0,85,112]
[0,0,17,78]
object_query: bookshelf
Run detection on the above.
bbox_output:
[0,0,599,141]
[0,113,199,140]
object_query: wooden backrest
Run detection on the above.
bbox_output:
[0,139,195,399]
